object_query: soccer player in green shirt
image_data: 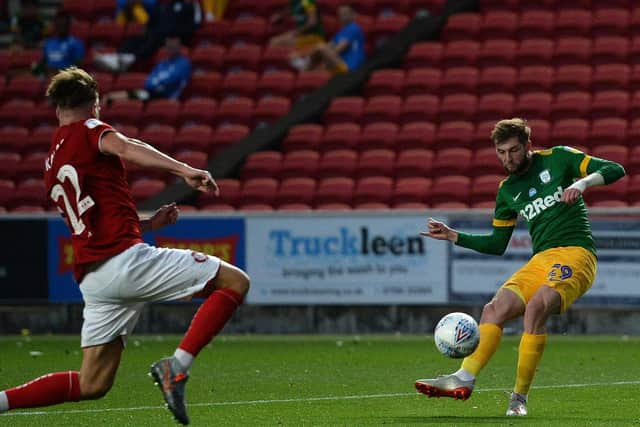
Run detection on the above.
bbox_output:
[415,118,625,416]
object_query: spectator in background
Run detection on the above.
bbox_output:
[38,13,85,75]
[201,0,228,22]
[95,0,199,73]
[10,0,45,49]
[269,0,324,50]
[105,36,191,102]
[116,0,157,26]
[293,4,365,74]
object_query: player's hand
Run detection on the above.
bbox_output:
[184,168,219,195]
[150,202,179,230]
[561,187,582,205]
[420,217,457,242]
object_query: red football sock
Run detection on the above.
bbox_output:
[6,371,80,409]
[178,288,243,357]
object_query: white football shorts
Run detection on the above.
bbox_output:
[79,243,220,348]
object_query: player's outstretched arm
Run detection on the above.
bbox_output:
[100,131,219,195]
[140,202,179,232]
[422,217,515,256]
[420,218,459,242]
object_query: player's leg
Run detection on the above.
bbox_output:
[0,339,123,412]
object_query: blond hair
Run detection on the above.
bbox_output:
[46,66,99,109]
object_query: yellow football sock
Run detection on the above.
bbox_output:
[514,333,547,395]
[461,323,503,376]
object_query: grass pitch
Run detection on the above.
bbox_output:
[1,334,639,426]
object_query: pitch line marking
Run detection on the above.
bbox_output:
[3,380,639,417]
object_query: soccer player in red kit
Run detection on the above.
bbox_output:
[0,67,250,425]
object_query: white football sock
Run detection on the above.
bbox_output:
[174,348,194,371]
[0,391,9,412]
[454,368,475,382]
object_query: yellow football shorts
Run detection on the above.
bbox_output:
[502,246,597,312]
[296,34,325,49]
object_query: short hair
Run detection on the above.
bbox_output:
[491,118,531,145]
[46,66,99,109]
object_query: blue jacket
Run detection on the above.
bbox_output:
[331,22,365,71]
[144,54,192,99]
[43,36,85,70]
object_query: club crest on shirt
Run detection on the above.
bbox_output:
[528,187,537,197]
[539,169,551,184]
[84,118,104,129]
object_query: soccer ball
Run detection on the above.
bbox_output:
[434,312,480,358]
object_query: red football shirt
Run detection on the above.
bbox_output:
[44,118,143,281]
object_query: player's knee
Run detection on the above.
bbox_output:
[229,269,250,296]
[481,300,499,323]
[79,378,113,400]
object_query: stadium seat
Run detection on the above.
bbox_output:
[277,203,313,211]
[0,179,15,206]
[11,205,46,213]
[138,125,176,153]
[515,92,552,120]
[228,17,268,45]
[396,122,437,151]
[429,175,471,204]
[478,66,517,95]
[400,94,439,124]
[590,91,630,120]
[404,42,444,69]
[70,19,90,41]
[592,8,630,37]
[321,123,361,152]
[431,148,473,175]
[190,45,225,72]
[630,90,640,120]
[193,21,229,46]
[365,70,405,97]
[63,0,93,20]
[130,178,166,203]
[470,174,504,204]
[24,126,53,154]
[0,100,35,127]
[589,200,629,207]
[629,37,640,66]
[589,119,628,150]
[442,13,481,42]
[0,152,20,180]
[260,46,291,72]
[476,93,515,122]
[89,20,125,47]
[220,71,258,99]
[584,176,628,204]
[253,97,291,128]
[280,150,320,179]
[179,98,217,126]
[223,44,262,72]
[481,11,518,40]
[112,73,147,92]
[550,119,590,147]
[0,126,29,153]
[439,94,478,122]
[241,151,283,179]
[315,202,352,211]
[293,71,331,99]
[144,99,181,126]
[256,71,295,99]
[173,151,208,170]
[518,10,554,40]
[472,147,506,176]
[315,177,355,206]
[551,91,592,120]
[323,97,365,125]
[592,64,630,92]
[216,97,255,127]
[516,38,554,67]
[174,125,214,152]
[370,14,410,47]
[198,178,241,207]
[356,149,395,178]
[9,49,40,72]
[553,65,592,93]
[392,177,432,205]
[362,96,402,124]
[440,67,479,96]
[4,75,43,100]
[472,120,496,147]
[555,9,592,38]
[442,41,480,67]
[403,68,442,96]
[93,72,114,94]
[528,119,552,148]
[281,124,323,152]
[435,121,474,149]
[627,173,640,201]
[633,9,640,38]
[395,149,434,178]
[591,144,629,168]
[552,37,592,66]
[237,203,274,211]
[102,99,143,126]
[30,100,56,128]
[358,122,398,151]
[592,36,630,65]
[353,202,390,210]
[517,66,554,94]
[317,149,358,179]
[239,177,278,206]
[477,39,518,67]
[353,176,393,205]
[186,72,222,99]
[432,201,469,209]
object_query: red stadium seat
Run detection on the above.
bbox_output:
[228,17,268,45]
[138,125,176,153]
[630,90,640,120]
[89,20,125,47]
[518,10,554,40]
[237,203,274,211]
[260,46,291,72]
[590,91,630,120]
[476,93,515,123]
[25,125,53,154]
[439,94,478,122]
[63,0,93,20]
[429,175,471,205]
[588,119,628,149]
[356,149,395,178]
[179,98,217,126]
[435,121,474,149]
[241,151,283,179]
[440,67,479,96]
[404,42,443,69]
[112,73,147,92]
[592,64,630,92]
[220,71,258,99]
[481,11,518,40]
[518,66,554,94]
[240,178,278,207]
[592,8,630,37]
[630,37,640,66]
[472,120,496,147]
[70,19,90,41]
[93,72,115,94]
[633,9,640,38]
[103,99,144,126]
[93,0,117,20]
[256,71,295,99]
[442,13,481,42]
[584,176,628,204]
[193,21,229,46]
[0,152,20,180]
[396,123,436,151]
[144,99,181,126]
[627,173,640,201]
[432,201,469,209]
[442,41,480,68]
[515,92,552,120]
[551,91,592,120]
[293,71,331,99]
[407,0,445,16]
[9,49,40,72]
[403,68,442,96]
[395,149,434,178]
[358,122,398,151]
[0,100,35,127]
[0,126,29,153]
[516,38,554,67]
[353,202,390,210]
[370,14,410,47]
[315,177,355,206]
[470,174,504,204]
[216,97,254,127]
[552,37,592,66]
[365,70,405,97]
[186,72,222,99]
[550,119,590,147]
[553,65,592,93]
[173,151,208,169]
[281,124,323,152]
[529,119,552,147]
[592,36,630,65]
[275,177,317,207]
[317,149,358,179]
[472,147,505,176]
[280,150,320,179]
[223,44,262,72]
[130,178,166,203]
[478,66,517,95]
[0,179,15,206]
[30,100,56,128]
[253,97,291,128]
[400,94,439,124]
[199,178,241,207]
[431,148,473,176]
[555,9,592,38]
[591,144,629,167]
[190,45,225,72]
[323,97,365,125]
[277,203,312,211]
[477,39,517,68]
[4,75,43,100]
[362,96,402,124]
[12,177,47,208]
[315,202,352,211]
[354,176,393,205]
[393,177,432,205]
[174,125,214,152]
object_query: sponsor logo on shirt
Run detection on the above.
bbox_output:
[519,186,564,221]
